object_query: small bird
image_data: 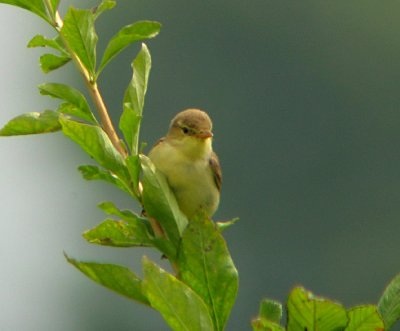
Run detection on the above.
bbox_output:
[148,109,221,219]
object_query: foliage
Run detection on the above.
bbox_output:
[1,1,400,330]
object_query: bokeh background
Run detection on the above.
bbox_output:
[1,1,400,330]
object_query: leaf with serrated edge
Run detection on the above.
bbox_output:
[39,83,96,124]
[0,110,60,136]
[178,216,238,330]
[61,7,97,76]
[98,21,160,75]
[346,305,384,331]
[66,254,149,305]
[287,287,348,331]
[142,257,213,331]
[378,273,400,329]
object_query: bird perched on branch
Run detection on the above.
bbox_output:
[148,108,221,219]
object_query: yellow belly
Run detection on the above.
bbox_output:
[148,140,220,219]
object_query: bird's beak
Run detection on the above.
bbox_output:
[195,131,213,139]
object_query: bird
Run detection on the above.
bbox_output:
[148,108,221,219]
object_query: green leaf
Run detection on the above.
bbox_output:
[259,299,283,324]
[78,165,133,195]
[178,216,238,331]
[140,155,188,248]
[66,254,149,305]
[126,155,141,197]
[345,306,384,331]
[48,0,59,18]
[59,117,128,181]
[27,35,68,55]
[252,299,284,331]
[287,287,348,331]
[61,7,97,77]
[120,105,140,154]
[0,0,54,24]
[98,21,160,75]
[120,43,151,154]
[216,217,239,232]
[251,318,285,331]
[39,83,96,124]
[378,273,400,329]
[152,238,178,261]
[39,53,71,73]
[92,0,116,20]
[83,217,153,247]
[0,110,60,136]
[142,257,214,331]
[97,201,139,222]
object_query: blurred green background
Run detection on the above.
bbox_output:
[1,1,400,330]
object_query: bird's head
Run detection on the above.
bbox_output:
[167,108,214,159]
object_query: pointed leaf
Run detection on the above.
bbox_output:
[142,257,213,331]
[259,299,283,324]
[378,273,400,329]
[59,117,128,181]
[120,43,151,154]
[346,306,384,331]
[0,0,54,24]
[93,0,116,20]
[140,155,188,247]
[98,21,160,75]
[61,7,97,76]
[287,287,348,331]
[28,35,68,55]
[78,165,133,195]
[0,110,60,136]
[178,216,238,331]
[39,83,96,124]
[83,217,153,247]
[66,254,149,305]
[97,201,140,222]
[216,217,239,232]
[39,53,71,73]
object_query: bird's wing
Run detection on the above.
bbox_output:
[210,151,222,192]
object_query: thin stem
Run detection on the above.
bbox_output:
[87,82,126,156]
[52,9,127,157]
[149,216,164,238]
[48,6,173,273]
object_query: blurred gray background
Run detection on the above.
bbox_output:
[1,1,400,330]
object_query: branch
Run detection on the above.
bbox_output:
[51,9,127,157]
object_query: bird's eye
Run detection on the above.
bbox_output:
[182,127,190,134]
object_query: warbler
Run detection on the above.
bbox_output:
[148,109,221,219]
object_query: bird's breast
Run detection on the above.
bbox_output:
[148,141,219,218]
